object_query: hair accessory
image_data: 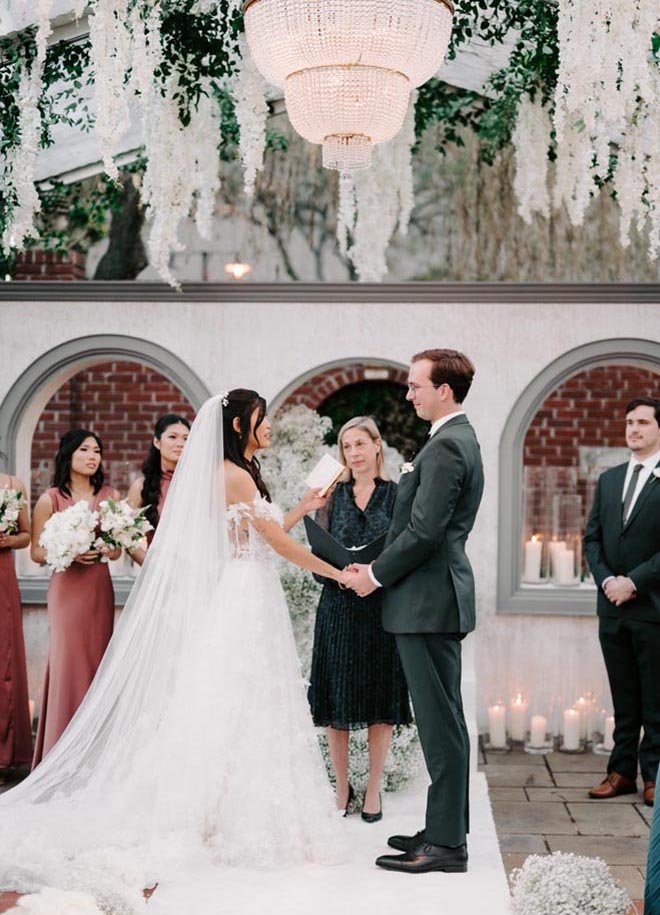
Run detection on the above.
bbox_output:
[220,391,229,407]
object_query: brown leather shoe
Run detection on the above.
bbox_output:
[588,771,638,799]
[644,780,655,807]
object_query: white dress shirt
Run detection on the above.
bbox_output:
[602,448,660,590]
[621,449,660,521]
[367,411,467,588]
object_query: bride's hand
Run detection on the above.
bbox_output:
[338,567,357,590]
[298,487,331,514]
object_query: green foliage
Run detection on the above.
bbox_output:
[420,0,559,164]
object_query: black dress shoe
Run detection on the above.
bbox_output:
[376,841,468,874]
[343,783,356,817]
[362,793,382,823]
[387,830,425,852]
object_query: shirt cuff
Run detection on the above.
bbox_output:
[601,576,615,588]
[367,565,382,588]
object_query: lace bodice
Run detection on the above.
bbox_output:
[226,493,284,561]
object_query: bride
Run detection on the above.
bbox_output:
[0,390,354,914]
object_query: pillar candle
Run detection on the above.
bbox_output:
[556,549,575,585]
[488,703,507,748]
[603,716,615,751]
[523,535,543,582]
[563,708,581,750]
[510,694,528,742]
[549,540,566,575]
[529,715,547,748]
[573,696,590,740]
[28,699,35,723]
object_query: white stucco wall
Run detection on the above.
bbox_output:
[2,297,659,732]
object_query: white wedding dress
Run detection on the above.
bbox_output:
[0,396,341,915]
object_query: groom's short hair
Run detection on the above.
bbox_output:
[412,349,475,404]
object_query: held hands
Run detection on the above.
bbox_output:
[74,549,102,565]
[604,576,637,606]
[345,563,378,598]
[0,532,12,549]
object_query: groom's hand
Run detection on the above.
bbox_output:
[346,563,378,598]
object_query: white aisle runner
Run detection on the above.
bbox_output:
[148,770,510,915]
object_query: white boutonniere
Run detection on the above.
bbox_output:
[400,462,415,475]
[653,469,660,480]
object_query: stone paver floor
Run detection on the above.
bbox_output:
[480,742,650,909]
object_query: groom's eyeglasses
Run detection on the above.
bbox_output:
[406,382,440,394]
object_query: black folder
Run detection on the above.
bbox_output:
[304,516,387,568]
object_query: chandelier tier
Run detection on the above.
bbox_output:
[243,0,454,171]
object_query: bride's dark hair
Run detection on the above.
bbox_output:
[222,389,271,501]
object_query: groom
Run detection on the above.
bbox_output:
[348,349,484,874]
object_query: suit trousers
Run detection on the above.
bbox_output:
[395,632,469,846]
[600,615,660,782]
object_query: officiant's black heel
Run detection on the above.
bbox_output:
[343,784,356,817]
[361,792,382,823]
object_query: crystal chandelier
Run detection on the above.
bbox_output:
[243,0,454,171]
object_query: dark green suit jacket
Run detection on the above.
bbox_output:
[372,415,484,635]
[584,460,660,621]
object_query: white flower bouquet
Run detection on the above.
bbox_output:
[94,498,153,556]
[39,501,99,573]
[510,852,630,915]
[0,487,25,534]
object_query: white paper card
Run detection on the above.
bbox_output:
[304,454,345,495]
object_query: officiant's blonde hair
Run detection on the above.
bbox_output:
[337,416,390,482]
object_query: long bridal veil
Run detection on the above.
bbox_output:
[0,395,231,910]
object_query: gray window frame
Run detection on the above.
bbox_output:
[0,334,211,605]
[497,338,660,616]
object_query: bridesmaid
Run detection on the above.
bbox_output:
[31,430,120,767]
[126,414,191,565]
[0,463,33,779]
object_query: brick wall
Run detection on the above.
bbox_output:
[12,249,86,281]
[284,364,408,410]
[31,361,195,500]
[524,365,660,466]
[523,364,660,543]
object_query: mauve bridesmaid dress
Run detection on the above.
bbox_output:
[0,480,32,769]
[33,485,116,767]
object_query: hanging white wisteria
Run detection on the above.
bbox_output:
[512,95,552,225]
[233,34,268,198]
[1,0,52,252]
[552,0,659,249]
[141,80,222,288]
[337,96,416,281]
[87,0,133,180]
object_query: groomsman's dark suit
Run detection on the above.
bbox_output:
[371,414,484,847]
[584,457,660,791]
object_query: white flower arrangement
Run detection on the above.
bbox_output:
[261,403,421,792]
[400,462,415,476]
[94,498,153,557]
[0,488,25,534]
[39,501,99,573]
[510,852,631,915]
[337,93,417,282]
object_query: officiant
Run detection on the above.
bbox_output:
[307,417,412,821]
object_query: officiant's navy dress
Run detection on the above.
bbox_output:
[308,479,412,730]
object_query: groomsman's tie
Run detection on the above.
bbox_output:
[622,464,643,523]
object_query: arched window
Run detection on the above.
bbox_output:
[0,335,210,603]
[498,339,660,615]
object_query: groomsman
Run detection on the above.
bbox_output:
[584,397,660,807]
